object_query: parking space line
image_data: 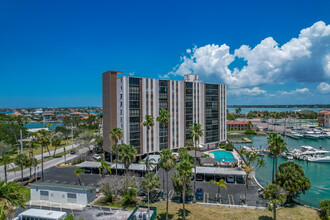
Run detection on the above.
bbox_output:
[216,193,221,204]
[168,190,174,199]
[228,194,231,205]
[230,194,235,205]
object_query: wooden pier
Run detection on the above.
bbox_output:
[228,137,253,143]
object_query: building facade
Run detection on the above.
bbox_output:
[103,70,227,157]
[227,121,249,131]
[318,110,330,127]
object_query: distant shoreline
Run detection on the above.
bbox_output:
[228,104,330,108]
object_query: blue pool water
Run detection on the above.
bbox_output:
[211,150,235,162]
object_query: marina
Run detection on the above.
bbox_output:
[231,133,330,208]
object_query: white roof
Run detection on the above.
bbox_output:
[192,166,250,176]
[18,209,66,219]
[76,161,156,171]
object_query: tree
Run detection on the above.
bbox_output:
[36,129,50,181]
[14,154,29,181]
[176,158,194,219]
[157,108,170,150]
[0,180,26,219]
[184,139,194,150]
[235,107,241,115]
[121,176,139,208]
[263,184,286,220]
[142,172,161,220]
[51,135,62,157]
[97,158,111,178]
[73,168,84,185]
[109,127,123,177]
[267,133,287,183]
[210,179,227,202]
[101,182,114,203]
[78,130,94,151]
[189,122,203,203]
[318,199,330,220]
[240,149,265,204]
[118,144,137,174]
[55,126,70,144]
[145,156,156,173]
[142,114,155,173]
[2,155,14,182]
[247,121,253,129]
[275,161,311,203]
[159,149,176,220]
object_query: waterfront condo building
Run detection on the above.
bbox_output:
[103,70,227,158]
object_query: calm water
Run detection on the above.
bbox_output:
[230,134,330,208]
[228,107,325,114]
[25,122,63,130]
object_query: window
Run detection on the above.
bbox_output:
[40,191,49,200]
[67,193,77,203]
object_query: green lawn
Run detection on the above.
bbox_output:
[155,202,321,220]
[19,186,30,201]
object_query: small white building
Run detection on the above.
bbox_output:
[30,182,96,206]
[15,209,67,220]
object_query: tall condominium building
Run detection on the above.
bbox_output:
[103,70,227,158]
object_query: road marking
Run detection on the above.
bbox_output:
[228,194,235,205]
[168,190,174,199]
[203,193,209,203]
[216,193,221,204]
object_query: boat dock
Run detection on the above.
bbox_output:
[229,137,253,143]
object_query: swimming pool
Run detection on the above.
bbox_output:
[211,150,235,162]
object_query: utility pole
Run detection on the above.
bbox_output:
[20,129,23,154]
[71,124,74,150]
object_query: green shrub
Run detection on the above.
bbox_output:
[224,143,234,151]
[319,199,330,220]
[245,129,256,135]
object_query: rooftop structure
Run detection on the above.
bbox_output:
[15,209,67,220]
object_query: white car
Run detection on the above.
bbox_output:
[93,154,101,160]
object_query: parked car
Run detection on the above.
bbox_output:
[236,176,245,184]
[195,188,203,200]
[226,175,235,183]
[93,154,101,160]
[196,174,204,181]
[70,150,76,154]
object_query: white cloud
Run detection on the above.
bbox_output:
[317,82,330,93]
[170,21,330,89]
[129,72,135,76]
[229,87,267,96]
[280,88,309,95]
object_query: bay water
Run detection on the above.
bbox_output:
[230,134,330,208]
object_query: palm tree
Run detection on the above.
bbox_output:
[247,121,253,130]
[118,144,137,174]
[159,149,176,220]
[267,133,287,183]
[184,139,194,150]
[263,184,286,220]
[176,158,194,220]
[51,135,62,157]
[141,172,161,220]
[157,108,170,150]
[14,154,29,181]
[189,122,203,202]
[73,168,84,185]
[0,180,26,219]
[210,179,227,202]
[142,114,155,172]
[240,150,265,204]
[2,155,14,182]
[37,129,50,181]
[145,156,156,174]
[109,127,123,177]
[97,158,111,178]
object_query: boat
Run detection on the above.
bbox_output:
[303,131,320,139]
[306,155,330,163]
[290,131,304,138]
[242,146,252,151]
[291,146,330,161]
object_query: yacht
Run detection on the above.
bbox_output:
[291,131,304,138]
[307,155,330,163]
[303,131,319,139]
[291,146,330,160]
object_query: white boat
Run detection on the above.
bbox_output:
[292,146,330,161]
[291,131,304,138]
[242,146,252,151]
[303,131,320,139]
[306,155,330,163]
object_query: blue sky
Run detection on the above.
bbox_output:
[0,0,330,108]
